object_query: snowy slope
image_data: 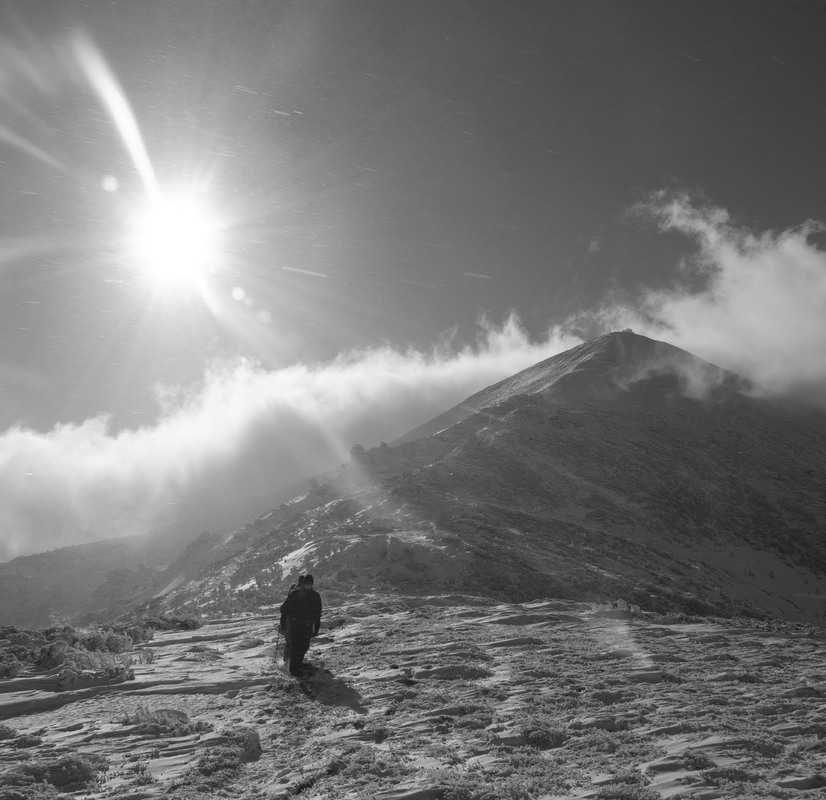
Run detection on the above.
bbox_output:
[144,332,826,626]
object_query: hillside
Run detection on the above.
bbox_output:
[0,478,322,628]
[129,331,826,627]
[0,529,200,629]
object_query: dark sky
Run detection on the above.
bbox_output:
[3,1,826,558]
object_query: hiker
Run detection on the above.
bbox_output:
[278,573,322,675]
[279,575,305,668]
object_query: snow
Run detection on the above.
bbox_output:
[277,541,318,579]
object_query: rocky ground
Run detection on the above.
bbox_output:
[2,596,826,799]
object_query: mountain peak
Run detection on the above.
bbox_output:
[485,329,741,403]
[396,331,745,444]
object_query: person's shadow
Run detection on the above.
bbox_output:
[299,663,367,713]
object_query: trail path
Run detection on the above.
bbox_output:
[2,598,826,799]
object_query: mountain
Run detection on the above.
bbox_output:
[4,331,825,628]
[394,329,747,443]
[4,336,825,798]
[111,331,826,627]
[0,526,211,628]
[0,476,328,628]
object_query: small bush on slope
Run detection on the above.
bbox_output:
[0,753,108,793]
[59,648,133,672]
[595,787,661,800]
[196,746,241,777]
[168,747,241,793]
[436,770,565,800]
[0,654,24,679]
[170,728,260,793]
[0,785,62,800]
[7,626,149,689]
[119,704,213,737]
[520,721,569,750]
[141,614,201,631]
[0,620,156,678]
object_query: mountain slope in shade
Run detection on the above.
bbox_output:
[130,331,826,628]
[0,527,206,629]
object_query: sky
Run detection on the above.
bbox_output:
[2,0,826,560]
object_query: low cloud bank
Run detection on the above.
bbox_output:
[578,192,826,402]
[0,317,579,560]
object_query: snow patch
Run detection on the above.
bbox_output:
[278,541,318,578]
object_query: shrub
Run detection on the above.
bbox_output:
[56,663,133,691]
[224,727,262,763]
[47,611,73,629]
[60,649,132,672]
[682,748,715,770]
[13,735,42,748]
[125,625,154,644]
[522,723,568,750]
[166,744,248,793]
[37,642,69,669]
[595,787,661,800]
[743,736,784,757]
[437,773,538,800]
[0,654,23,679]
[23,623,146,674]
[702,767,760,785]
[120,705,213,737]
[104,633,131,653]
[126,761,155,786]
[131,648,154,665]
[196,747,241,776]
[83,631,107,652]
[0,753,107,793]
[0,784,62,799]
[0,724,17,740]
[123,704,186,726]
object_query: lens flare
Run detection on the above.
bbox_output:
[72,32,229,296]
[72,31,158,197]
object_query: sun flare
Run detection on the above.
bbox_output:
[127,190,223,293]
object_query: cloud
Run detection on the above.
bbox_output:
[0,315,580,560]
[576,192,826,401]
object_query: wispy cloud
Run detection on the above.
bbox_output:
[0,316,579,560]
[576,192,826,401]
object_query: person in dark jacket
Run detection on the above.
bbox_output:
[279,575,305,668]
[279,574,322,675]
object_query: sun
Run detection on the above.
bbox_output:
[127,189,224,293]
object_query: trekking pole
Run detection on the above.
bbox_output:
[274,628,281,666]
